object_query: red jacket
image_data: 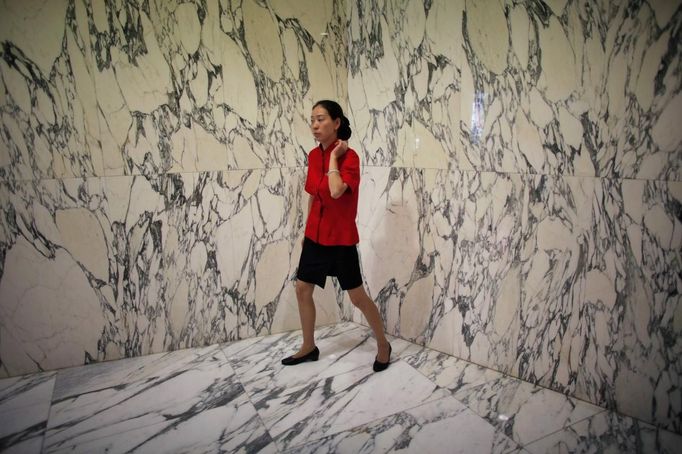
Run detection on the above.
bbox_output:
[304,142,361,246]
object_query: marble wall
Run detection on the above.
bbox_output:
[348,0,681,433]
[0,0,349,376]
[1,0,680,436]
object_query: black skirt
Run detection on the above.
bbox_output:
[296,237,363,290]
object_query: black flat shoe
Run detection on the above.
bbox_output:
[281,346,320,366]
[373,344,392,372]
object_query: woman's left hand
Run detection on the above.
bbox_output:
[331,140,348,159]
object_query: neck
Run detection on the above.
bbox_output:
[320,137,338,151]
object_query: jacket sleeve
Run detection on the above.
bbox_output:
[304,150,317,195]
[340,150,360,193]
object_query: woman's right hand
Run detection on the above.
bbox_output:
[331,140,348,159]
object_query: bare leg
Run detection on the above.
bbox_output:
[347,285,390,362]
[293,279,317,357]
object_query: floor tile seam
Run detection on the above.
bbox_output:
[206,345,289,451]
[41,372,58,454]
[216,345,241,377]
[234,377,283,453]
[514,408,609,449]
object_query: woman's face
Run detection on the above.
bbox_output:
[310,105,340,145]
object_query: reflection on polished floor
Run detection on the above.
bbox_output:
[1,322,679,453]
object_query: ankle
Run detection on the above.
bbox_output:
[301,344,316,353]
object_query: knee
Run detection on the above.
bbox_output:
[348,290,366,308]
[296,281,314,301]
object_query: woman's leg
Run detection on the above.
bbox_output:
[346,286,390,362]
[294,279,317,357]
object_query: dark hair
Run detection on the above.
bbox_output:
[313,100,352,140]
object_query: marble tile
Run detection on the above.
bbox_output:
[0,0,349,180]
[286,396,520,454]
[1,167,328,378]
[403,348,507,395]
[43,345,261,452]
[516,174,604,392]
[251,359,449,451]
[0,371,56,412]
[0,1,105,180]
[603,180,682,433]
[356,167,441,345]
[355,166,526,366]
[524,410,682,454]
[0,173,246,377]
[226,168,342,339]
[223,322,419,396]
[0,0,679,446]
[348,0,464,168]
[44,397,276,454]
[402,344,614,448]
[451,374,604,447]
[0,372,55,454]
[459,0,682,179]
[519,175,682,432]
[1,404,49,454]
[0,437,45,454]
[446,170,524,369]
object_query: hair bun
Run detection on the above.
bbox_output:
[338,115,352,140]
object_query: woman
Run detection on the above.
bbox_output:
[282,100,392,372]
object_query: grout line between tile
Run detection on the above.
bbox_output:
[218,340,284,453]
[40,373,58,454]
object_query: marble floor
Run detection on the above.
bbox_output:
[1,322,680,454]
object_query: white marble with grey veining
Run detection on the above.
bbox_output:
[0,372,55,453]
[43,345,275,453]
[402,344,606,447]
[286,395,521,454]
[347,0,682,434]
[223,321,422,399]
[251,359,450,451]
[0,168,342,378]
[0,0,680,438]
[2,322,680,452]
[0,0,349,379]
[524,409,682,454]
